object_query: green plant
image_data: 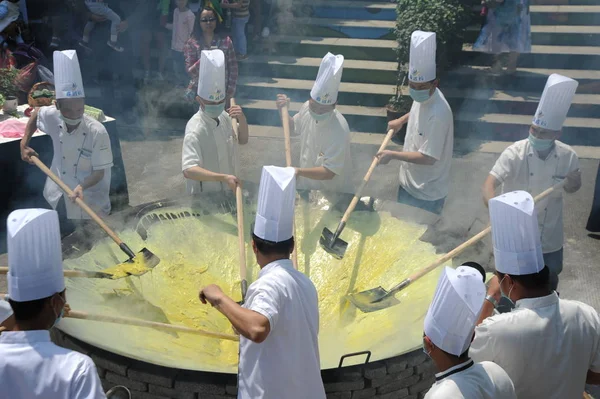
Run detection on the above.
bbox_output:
[394,0,472,75]
[0,68,19,98]
[387,71,412,113]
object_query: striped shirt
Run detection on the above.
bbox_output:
[233,0,250,18]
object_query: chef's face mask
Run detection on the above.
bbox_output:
[200,100,225,119]
[51,293,66,329]
[529,126,557,151]
[308,99,335,122]
[499,275,515,305]
[409,80,436,103]
[56,99,85,126]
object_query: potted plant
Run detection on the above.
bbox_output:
[386,70,412,142]
[0,68,20,112]
[394,0,472,75]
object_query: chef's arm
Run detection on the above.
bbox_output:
[20,108,40,163]
[183,166,232,182]
[482,175,501,208]
[80,170,105,190]
[295,166,336,181]
[564,169,581,193]
[587,370,600,385]
[213,296,271,343]
[476,276,502,326]
[382,151,436,166]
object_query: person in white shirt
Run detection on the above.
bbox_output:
[0,298,15,332]
[199,166,325,399]
[482,74,581,291]
[182,49,249,194]
[470,191,600,398]
[377,31,454,215]
[0,208,107,399]
[423,265,516,399]
[20,50,113,231]
[276,52,352,197]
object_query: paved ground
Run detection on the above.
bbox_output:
[1,123,599,312]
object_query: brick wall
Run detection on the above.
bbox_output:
[51,330,435,399]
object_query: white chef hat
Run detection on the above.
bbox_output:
[489,191,545,275]
[409,31,436,83]
[7,209,65,302]
[311,52,344,105]
[0,298,13,324]
[253,166,297,242]
[532,74,578,131]
[424,266,486,356]
[197,49,226,102]
[53,50,85,99]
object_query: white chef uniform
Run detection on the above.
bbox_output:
[489,74,579,255]
[40,50,113,220]
[182,49,236,194]
[424,266,516,399]
[0,208,106,399]
[399,31,454,202]
[470,191,600,398]
[238,166,325,399]
[295,52,352,193]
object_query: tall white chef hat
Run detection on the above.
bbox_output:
[311,52,344,105]
[197,49,226,102]
[53,50,85,100]
[532,74,578,131]
[409,30,436,83]
[0,298,13,324]
[253,166,297,242]
[7,209,65,302]
[424,266,486,356]
[489,191,544,275]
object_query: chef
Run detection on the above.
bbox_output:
[0,298,15,332]
[470,191,600,398]
[20,50,113,229]
[377,31,454,215]
[423,265,516,398]
[199,166,325,399]
[0,208,106,398]
[276,52,352,196]
[482,74,581,290]
[182,49,249,194]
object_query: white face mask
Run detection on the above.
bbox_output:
[499,275,515,305]
[59,114,83,126]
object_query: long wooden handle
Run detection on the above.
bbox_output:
[0,266,111,279]
[280,104,298,269]
[282,104,293,167]
[230,99,248,299]
[31,156,123,246]
[341,129,395,224]
[66,310,239,341]
[406,180,568,285]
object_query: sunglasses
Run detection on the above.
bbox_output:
[200,17,216,23]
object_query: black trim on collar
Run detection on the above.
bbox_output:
[435,360,474,381]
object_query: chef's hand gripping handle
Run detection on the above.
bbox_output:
[30,156,130,256]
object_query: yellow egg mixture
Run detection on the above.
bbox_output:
[60,199,444,373]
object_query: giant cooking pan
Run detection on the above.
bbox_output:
[58,188,449,373]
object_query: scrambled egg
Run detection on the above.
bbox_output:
[60,199,444,372]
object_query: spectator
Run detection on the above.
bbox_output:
[0,0,23,45]
[81,0,125,52]
[222,0,250,60]
[140,0,172,81]
[167,0,195,86]
[183,6,237,106]
[474,0,531,74]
